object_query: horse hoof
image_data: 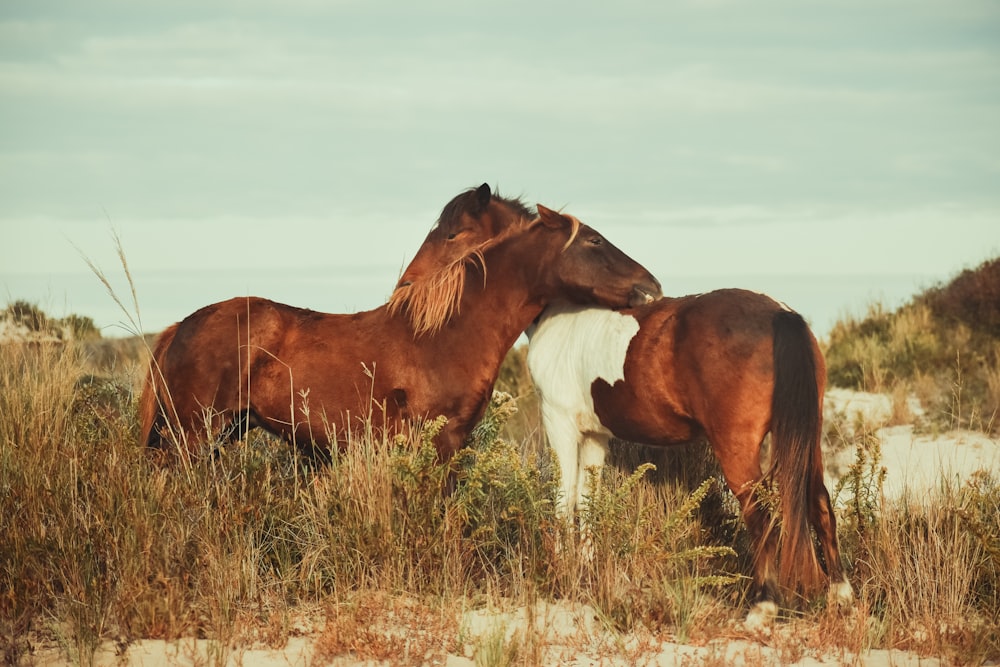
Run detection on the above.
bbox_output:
[828,579,855,611]
[744,600,778,634]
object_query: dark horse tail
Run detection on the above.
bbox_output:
[139,323,180,449]
[768,310,824,598]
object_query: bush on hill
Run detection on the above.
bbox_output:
[824,257,1000,433]
[1,300,100,342]
[920,256,1000,337]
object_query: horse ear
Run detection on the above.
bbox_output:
[476,183,491,207]
[536,204,569,230]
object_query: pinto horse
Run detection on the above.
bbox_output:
[526,294,854,626]
[139,185,661,462]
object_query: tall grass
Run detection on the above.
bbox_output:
[0,337,743,665]
[825,405,1000,664]
[3,281,1000,664]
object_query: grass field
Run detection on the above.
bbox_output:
[1,333,998,666]
[2,257,999,665]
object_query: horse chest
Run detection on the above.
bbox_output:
[527,306,640,434]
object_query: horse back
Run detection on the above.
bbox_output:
[671,289,788,391]
[141,297,316,446]
[593,290,791,443]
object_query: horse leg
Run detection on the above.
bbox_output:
[711,436,781,630]
[577,432,610,512]
[574,432,611,561]
[150,396,228,457]
[540,409,583,520]
[808,449,854,608]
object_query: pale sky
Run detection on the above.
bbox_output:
[2,1,999,336]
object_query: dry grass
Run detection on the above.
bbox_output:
[2,331,999,665]
[0,339,739,665]
[825,256,1000,435]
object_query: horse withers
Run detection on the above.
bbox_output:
[139,185,661,465]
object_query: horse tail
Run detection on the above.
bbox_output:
[768,310,824,597]
[139,323,179,448]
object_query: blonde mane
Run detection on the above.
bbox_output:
[387,217,536,336]
[387,192,582,336]
[562,213,581,251]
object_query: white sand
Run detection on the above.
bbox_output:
[824,387,1000,501]
[33,603,948,667]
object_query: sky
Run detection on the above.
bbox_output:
[2,0,999,338]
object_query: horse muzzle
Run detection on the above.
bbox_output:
[629,281,662,307]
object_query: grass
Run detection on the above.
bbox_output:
[3,275,1000,664]
[824,256,1000,434]
[3,337,998,666]
[0,337,744,665]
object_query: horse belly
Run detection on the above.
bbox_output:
[592,383,701,447]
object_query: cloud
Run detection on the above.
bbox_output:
[597,203,1000,280]
[2,0,999,284]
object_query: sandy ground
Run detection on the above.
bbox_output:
[32,601,956,667]
[824,387,1000,501]
[31,632,954,667]
[29,388,1000,666]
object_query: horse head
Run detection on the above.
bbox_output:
[394,183,533,291]
[531,204,662,309]
[389,183,661,334]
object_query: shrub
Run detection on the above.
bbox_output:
[920,257,1000,337]
[1,301,102,343]
[4,300,49,333]
[824,256,1000,432]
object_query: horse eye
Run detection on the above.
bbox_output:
[447,233,457,240]
[589,236,604,246]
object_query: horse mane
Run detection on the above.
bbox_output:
[387,189,537,336]
[436,186,534,233]
[387,251,483,336]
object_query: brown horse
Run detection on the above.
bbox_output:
[139,186,661,461]
[396,201,852,625]
[526,295,853,627]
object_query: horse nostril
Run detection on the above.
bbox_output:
[630,284,661,306]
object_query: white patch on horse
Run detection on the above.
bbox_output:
[526,303,640,516]
[527,303,638,422]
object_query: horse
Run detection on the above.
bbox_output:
[138,185,662,463]
[395,202,852,624]
[525,294,854,627]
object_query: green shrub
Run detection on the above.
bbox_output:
[824,256,1000,432]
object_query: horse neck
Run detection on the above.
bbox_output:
[437,230,553,361]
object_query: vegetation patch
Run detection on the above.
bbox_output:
[825,256,1000,433]
[3,297,999,665]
